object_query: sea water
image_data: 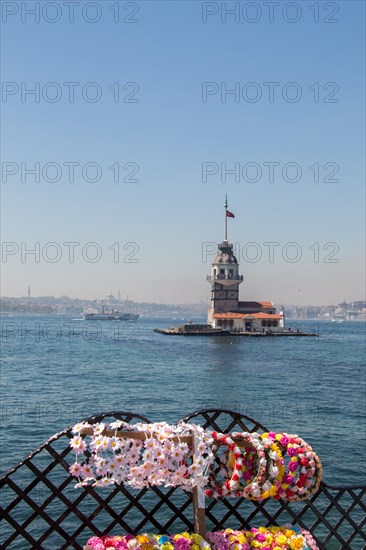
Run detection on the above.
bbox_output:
[1,316,365,487]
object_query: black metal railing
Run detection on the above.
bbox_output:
[0,409,365,550]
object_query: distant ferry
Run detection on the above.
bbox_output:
[83,308,139,321]
[331,311,346,323]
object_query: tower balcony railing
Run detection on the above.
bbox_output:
[207,274,244,281]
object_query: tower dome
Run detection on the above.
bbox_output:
[213,242,238,264]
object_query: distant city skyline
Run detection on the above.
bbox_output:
[2,294,365,323]
[2,291,365,310]
[1,2,365,306]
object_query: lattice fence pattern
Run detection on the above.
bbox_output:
[0,409,365,550]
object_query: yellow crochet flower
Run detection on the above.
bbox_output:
[275,535,288,545]
[285,529,295,537]
[141,544,155,550]
[137,535,150,543]
[269,486,278,497]
[289,537,305,549]
[161,544,174,550]
[191,534,203,544]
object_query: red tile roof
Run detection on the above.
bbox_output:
[213,312,282,320]
[212,313,246,319]
[245,313,282,320]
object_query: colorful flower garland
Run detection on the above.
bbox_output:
[69,421,214,492]
[206,527,319,550]
[85,533,210,550]
[84,528,319,550]
[205,440,258,498]
[70,422,321,503]
[204,431,244,498]
[205,432,284,501]
[204,432,320,502]
[231,431,283,501]
[259,433,322,502]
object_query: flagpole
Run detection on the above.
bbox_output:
[224,194,228,241]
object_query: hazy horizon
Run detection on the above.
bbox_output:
[2,290,364,309]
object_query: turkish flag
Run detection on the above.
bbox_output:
[226,210,235,218]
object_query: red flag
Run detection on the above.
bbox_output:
[226,210,235,218]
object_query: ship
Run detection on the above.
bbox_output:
[83,307,139,321]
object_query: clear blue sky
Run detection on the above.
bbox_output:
[1,0,365,305]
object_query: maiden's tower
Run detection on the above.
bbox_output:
[154,198,317,336]
[207,197,284,333]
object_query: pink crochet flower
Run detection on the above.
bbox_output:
[87,537,101,545]
[288,461,299,472]
[206,531,229,550]
[86,537,105,550]
[301,529,320,550]
[174,538,191,550]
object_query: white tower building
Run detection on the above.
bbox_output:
[207,197,284,333]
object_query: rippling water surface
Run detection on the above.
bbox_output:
[1,316,365,487]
